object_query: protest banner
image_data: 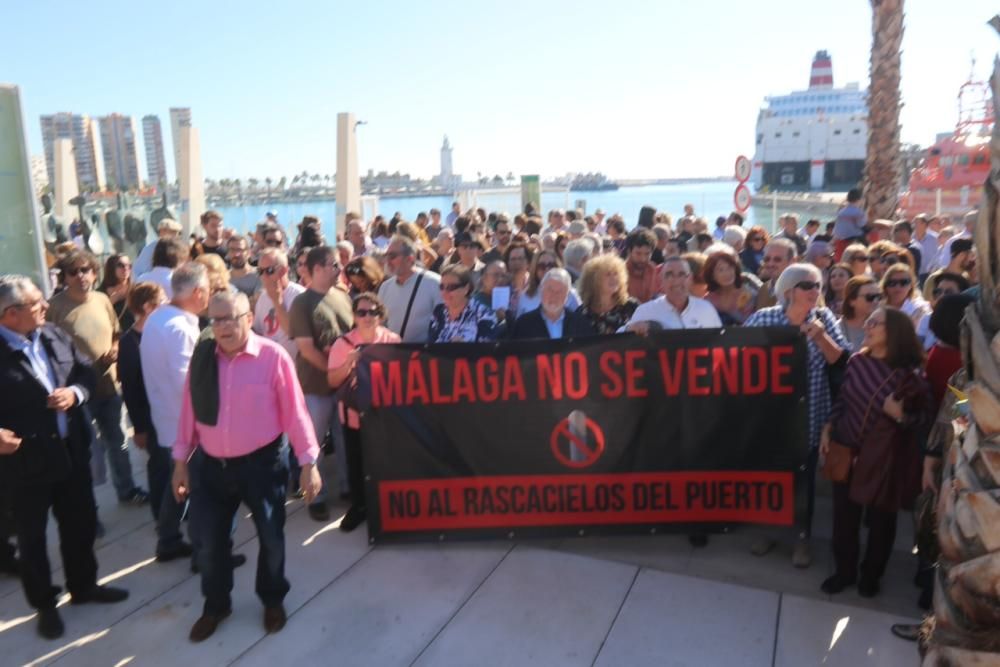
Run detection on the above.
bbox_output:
[358,328,808,542]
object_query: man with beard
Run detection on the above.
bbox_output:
[227,236,261,299]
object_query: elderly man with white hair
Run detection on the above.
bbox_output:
[511,268,596,339]
[722,225,747,253]
[744,262,848,569]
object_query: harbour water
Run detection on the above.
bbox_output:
[213,181,845,240]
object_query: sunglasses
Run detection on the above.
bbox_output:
[862,293,882,303]
[932,287,958,297]
[264,239,283,247]
[354,307,381,318]
[65,266,95,277]
[260,266,280,275]
[440,283,465,292]
[884,278,911,288]
[345,265,365,276]
[794,281,822,291]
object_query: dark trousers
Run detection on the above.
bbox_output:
[0,485,16,565]
[11,454,98,609]
[800,446,820,540]
[344,426,365,508]
[147,437,188,554]
[831,481,898,582]
[190,442,289,616]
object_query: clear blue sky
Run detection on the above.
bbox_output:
[3,0,997,181]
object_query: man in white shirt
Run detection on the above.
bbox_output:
[140,263,208,561]
[252,248,306,358]
[913,214,939,278]
[378,235,442,343]
[622,256,722,332]
[136,238,189,300]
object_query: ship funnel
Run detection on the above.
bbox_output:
[809,50,833,90]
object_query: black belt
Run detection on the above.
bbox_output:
[200,436,282,467]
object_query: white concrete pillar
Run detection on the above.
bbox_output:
[810,161,825,190]
[177,126,204,239]
[53,138,78,220]
[335,112,360,237]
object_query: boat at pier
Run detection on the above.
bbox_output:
[899,70,994,217]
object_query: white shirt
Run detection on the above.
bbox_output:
[619,295,722,331]
[137,266,174,299]
[140,304,200,448]
[253,282,307,358]
[516,288,581,317]
[378,269,443,343]
[134,240,158,276]
[935,230,972,272]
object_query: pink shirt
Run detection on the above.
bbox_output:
[173,331,320,465]
[328,326,400,429]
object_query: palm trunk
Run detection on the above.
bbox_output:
[862,0,904,222]
[922,16,1000,666]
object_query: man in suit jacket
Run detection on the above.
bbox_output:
[511,268,596,340]
[0,275,128,640]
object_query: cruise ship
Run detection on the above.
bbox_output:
[752,51,868,191]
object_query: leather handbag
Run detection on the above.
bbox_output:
[821,370,898,483]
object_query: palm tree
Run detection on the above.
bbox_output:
[922,15,1000,665]
[861,0,904,222]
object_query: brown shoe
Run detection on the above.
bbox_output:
[263,605,286,634]
[189,609,231,643]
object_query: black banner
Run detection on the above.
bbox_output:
[358,327,809,542]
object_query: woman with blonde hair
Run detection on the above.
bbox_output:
[195,252,235,295]
[576,254,638,334]
[880,263,930,331]
[842,244,870,276]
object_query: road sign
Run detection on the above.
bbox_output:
[734,184,752,213]
[735,155,752,183]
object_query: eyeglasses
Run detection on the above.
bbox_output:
[345,265,364,276]
[209,312,249,327]
[794,281,822,291]
[354,307,381,318]
[260,266,280,275]
[65,266,95,277]
[662,271,690,279]
[863,318,886,330]
[440,283,465,292]
[884,278,911,288]
[862,293,882,303]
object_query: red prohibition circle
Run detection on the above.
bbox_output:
[550,417,606,469]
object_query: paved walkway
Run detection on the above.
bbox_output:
[0,457,923,666]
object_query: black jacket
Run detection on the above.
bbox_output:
[510,307,597,340]
[0,324,96,485]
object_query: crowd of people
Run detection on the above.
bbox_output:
[0,193,980,643]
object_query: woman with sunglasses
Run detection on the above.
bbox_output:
[837,276,881,352]
[820,306,931,598]
[428,264,499,343]
[326,292,400,532]
[514,250,580,317]
[738,226,769,276]
[915,272,969,349]
[99,253,135,330]
[841,243,870,277]
[343,256,384,297]
[745,263,849,568]
[880,263,930,332]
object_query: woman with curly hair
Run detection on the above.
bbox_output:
[576,254,638,335]
[739,226,769,276]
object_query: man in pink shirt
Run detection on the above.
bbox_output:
[171,291,321,643]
